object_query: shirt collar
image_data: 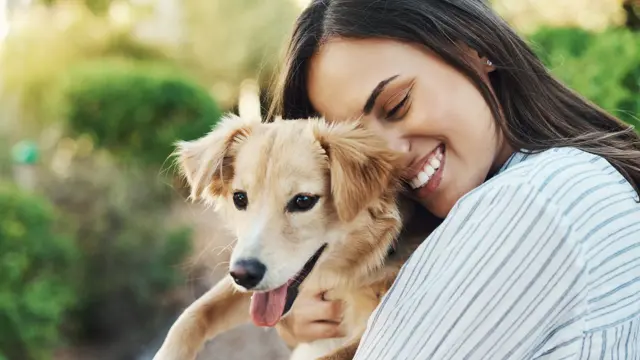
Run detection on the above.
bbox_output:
[496,150,530,175]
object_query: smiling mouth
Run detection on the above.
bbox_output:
[249,244,327,327]
[408,144,445,192]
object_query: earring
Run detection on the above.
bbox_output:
[486,59,493,66]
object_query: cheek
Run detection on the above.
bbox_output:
[216,199,237,223]
[453,104,497,159]
[429,81,496,154]
[229,212,254,239]
[284,209,330,238]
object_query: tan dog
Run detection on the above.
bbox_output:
[153,114,436,360]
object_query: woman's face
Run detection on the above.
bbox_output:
[307,38,513,218]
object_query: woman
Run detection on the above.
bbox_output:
[271,0,640,358]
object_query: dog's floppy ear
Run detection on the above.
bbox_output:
[175,114,256,200]
[313,119,402,222]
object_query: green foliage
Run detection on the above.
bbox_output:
[57,59,221,167]
[0,136,12,181]
[0,183,78,360]
[0,2,171,133]
[529,27,640,129]
[39,0,113,15]
[493,0,626,34]
[40,153,192,356]
[181,0,300,105]
[101,33,170,61]
[529,27,595,60]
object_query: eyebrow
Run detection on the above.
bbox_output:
[362,74,400,114]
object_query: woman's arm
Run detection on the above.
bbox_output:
[354,181,586,360]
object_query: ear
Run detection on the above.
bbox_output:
[312,119,402,222]
[175,114,256,201]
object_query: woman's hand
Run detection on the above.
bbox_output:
[276,289,345,348]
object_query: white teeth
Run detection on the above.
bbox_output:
[425,165,435,176]
[409,147,445,189]
[410,172,428,189]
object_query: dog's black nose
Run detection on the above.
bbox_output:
[229,259,266,289]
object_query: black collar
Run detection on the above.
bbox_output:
[385,241,397,259]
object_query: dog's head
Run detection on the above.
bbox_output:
[176,114,401,326]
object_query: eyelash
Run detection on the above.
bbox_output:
[385,86,413,121]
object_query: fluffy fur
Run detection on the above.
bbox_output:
[153,115,435,360]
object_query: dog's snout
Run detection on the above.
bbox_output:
[229,259,266,289]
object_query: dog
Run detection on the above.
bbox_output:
[153,114,437,360]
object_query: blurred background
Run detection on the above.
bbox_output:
[0,0,638,359]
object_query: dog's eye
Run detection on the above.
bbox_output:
[286,194,319,213]
[233,191,248,210]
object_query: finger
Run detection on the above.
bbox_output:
[318,289,339,301]
[304,299,343,322]
[327,299,344,322]
[297,321,345,342]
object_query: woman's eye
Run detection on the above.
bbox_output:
[385,86,413,121]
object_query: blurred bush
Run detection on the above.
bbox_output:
[41,0,118,16]
[493,0,626,33]
[0,137,12,181]
[0,2,171,135]
[181,0,301,106]
[40,151,192,358]
[1,5,214,353]
[56,59,221,167]
[0,183,78,360]
[530,27,640,129]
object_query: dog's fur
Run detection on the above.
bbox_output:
[153,115,436,360]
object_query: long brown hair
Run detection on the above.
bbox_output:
[269,0,640,197]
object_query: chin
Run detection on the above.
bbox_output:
[418,196,450,219]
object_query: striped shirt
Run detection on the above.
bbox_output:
[354,147,640,360]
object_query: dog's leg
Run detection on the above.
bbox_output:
[153,275,251,360]
[315,336,361,360]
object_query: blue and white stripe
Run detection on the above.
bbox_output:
[354,147,640,360]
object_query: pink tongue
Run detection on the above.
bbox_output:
[250,282,289,327]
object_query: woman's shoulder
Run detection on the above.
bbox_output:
[498,147,627,186]
[484,147,635,201]
[456,147,638,223]
[414,148,640,360]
